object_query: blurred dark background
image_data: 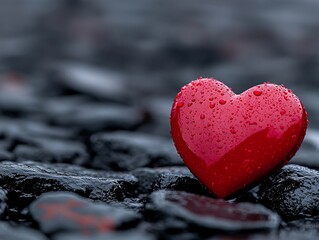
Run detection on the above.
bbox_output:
[0,0,318,132]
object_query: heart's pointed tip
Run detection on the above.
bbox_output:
[212,192,228,199]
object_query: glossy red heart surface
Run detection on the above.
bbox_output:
[170,78,308,198]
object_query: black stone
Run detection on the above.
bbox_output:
[53,231,155,240]
[211,231,318,240]
[276,231,319,240]
[0,222,48,240]
[229,230,318,240]
[109,198,144,213]
[91,131,183,171]
[16,119,76,140]
[0,161,138,211]
[0,118,82,164]
[291,128,319,169]
[30,192,140,235]
[0,93,42,117]
[0,118,75,142]
[0,189,7,218]
[51,62,132,102]
[235,186,260,204]
[286,216,319,233]
[146,190,280,233]
[139,97,173,137]
[14,137,89,165]
[259,164,319,220]
[0,148,13,161]
[131,167,211,196]
[43,98,145,133]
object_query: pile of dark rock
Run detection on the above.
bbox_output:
[0,74,316,240]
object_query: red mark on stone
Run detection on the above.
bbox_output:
[39,199,114,235]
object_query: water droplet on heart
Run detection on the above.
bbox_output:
[200,114,206,119]
[230,128,237,134]
[280,110,286,115]
[188,103,193,107]
[219,99,226,105]
[280,125,284,130]
[177,102,184,107]
[209,97,213,101]
[253,90,262,96]
[209,103,215,108]
[192,99,196,102]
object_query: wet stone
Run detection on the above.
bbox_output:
[18,120,76,140]
[53,231,155,240]
[91,131,183,171]
[265,229,319,240]
[0,148,13,161]
[259,164,319,220]
[286,216,319,232]
[139,217,199,240]
[0,189,7,218]
[140,97,173,137]
[131,167,211,196]
[0,118,75,142]
[43,98,145,134]
[109,198,145,213]
[0,93,42,117]
[211,230,318,240]
[275,230,319,240]
[14,137,89,165]
[0,118,80,163]
[235,186,260,204]
[52,62,131,102]
[30,192,140,236]
[0,161,138,211]
[291,128,319,169]
[0,222,48,240]
[146,190,280,233]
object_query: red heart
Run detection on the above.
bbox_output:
[170,78,308,198]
